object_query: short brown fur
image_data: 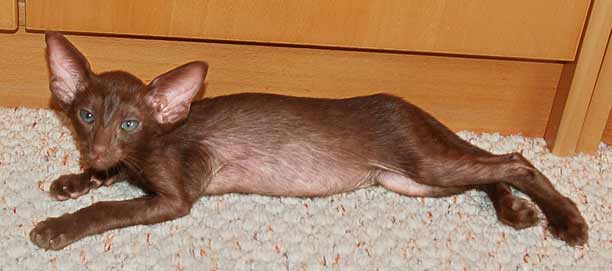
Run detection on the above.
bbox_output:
[31,32,588,250]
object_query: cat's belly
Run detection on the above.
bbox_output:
[203,160,376,197]
[200,134,379,197]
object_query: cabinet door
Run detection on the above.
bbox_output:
[0,0,17,30]
[26,0,590,60]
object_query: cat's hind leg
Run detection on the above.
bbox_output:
[402,152,587,245]
[377,95,585,244]
[480,183,539,230]
[376,170,470,197]
[376,171,539,230]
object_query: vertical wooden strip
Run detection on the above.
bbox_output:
[18,0,24,26]
[603,111,612,144]
[577,32,612,153]
[545,0,612,156]
[546,63,576,152]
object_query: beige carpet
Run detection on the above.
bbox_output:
[1,107,610,271]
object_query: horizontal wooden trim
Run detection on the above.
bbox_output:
[0,30,562,137]
[26,0,590,61]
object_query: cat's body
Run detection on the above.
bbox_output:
[109,91,462,199]
[196,93,382,197]
[30,32,588,250]
[156,92,458,198]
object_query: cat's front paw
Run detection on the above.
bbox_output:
[30,214,80,250]
[49,173,94,201]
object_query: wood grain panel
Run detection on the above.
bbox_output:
[0,30,562,136]
[26,0,590,60]
[0,0,17,30]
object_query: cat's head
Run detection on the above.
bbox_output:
[45,32,208,171]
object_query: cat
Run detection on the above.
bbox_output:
[30,32,588,250]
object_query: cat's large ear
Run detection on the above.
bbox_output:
[45,31,92,108]
[145,61,208,125]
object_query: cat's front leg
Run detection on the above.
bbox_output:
[49,169,121,200]
[30,195,192,250]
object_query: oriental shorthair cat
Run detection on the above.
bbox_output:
[30,32,588,250]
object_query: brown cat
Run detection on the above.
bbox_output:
[30,32,588,250]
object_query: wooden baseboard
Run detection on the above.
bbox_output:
[0,29,563,137]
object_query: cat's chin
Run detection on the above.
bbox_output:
[89,160,118,172]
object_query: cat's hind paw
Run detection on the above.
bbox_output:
[496,195,540,230]
[547,198,589,246]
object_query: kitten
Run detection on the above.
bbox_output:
[30,32,588,250]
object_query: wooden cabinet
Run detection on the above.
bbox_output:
[0,0,17,30]
[26,0,590,60]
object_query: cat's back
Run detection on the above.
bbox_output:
[185,92,418,151]
[190,92,342,120]
[188,92,409,132]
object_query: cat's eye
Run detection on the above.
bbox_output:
[120,120,140,131]
[79,109,95,124]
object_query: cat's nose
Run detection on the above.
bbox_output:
[91,144,107,158]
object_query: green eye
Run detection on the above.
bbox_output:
[79,109,94,124]
[121,120,140,131]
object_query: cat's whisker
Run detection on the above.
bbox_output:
[122,154,144,174]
